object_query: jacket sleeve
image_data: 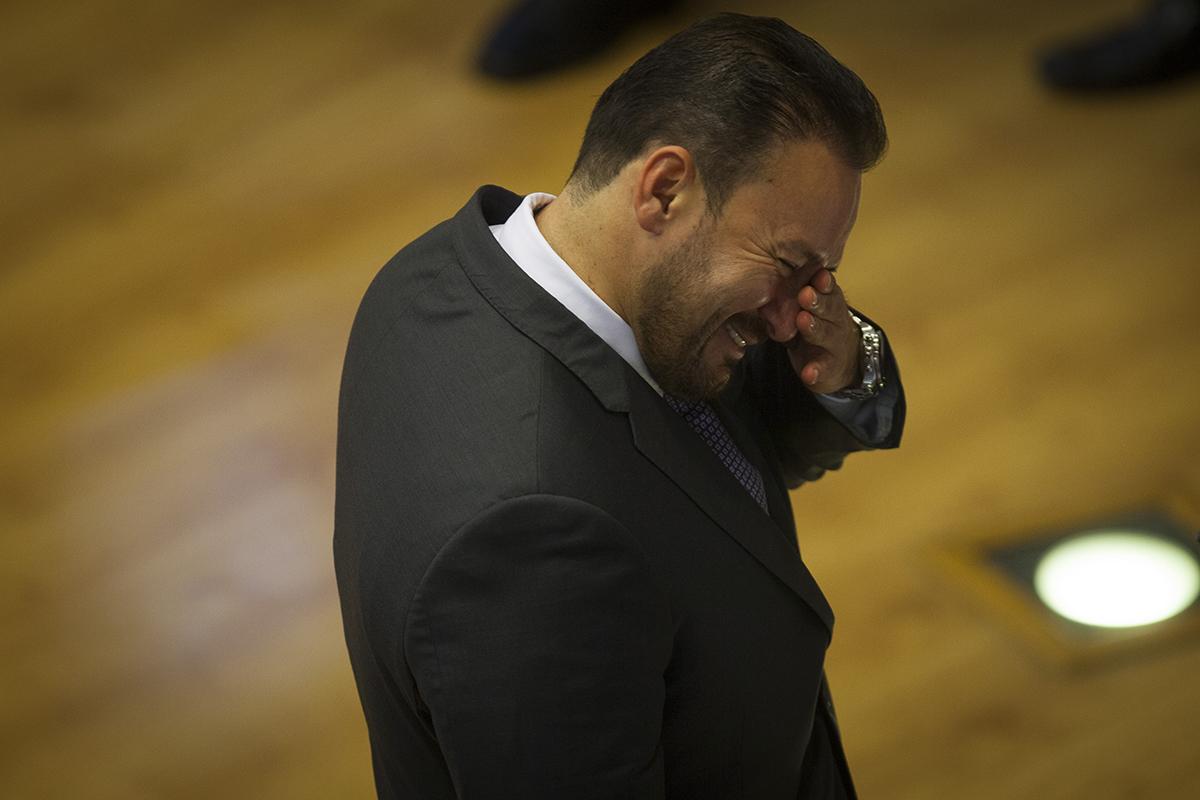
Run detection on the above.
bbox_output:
[736,311,906,489]
[403,494,673,799]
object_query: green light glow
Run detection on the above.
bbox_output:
[1033,530,1200,628]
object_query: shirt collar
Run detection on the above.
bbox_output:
[489,192,662,395]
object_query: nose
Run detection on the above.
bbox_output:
[757,280,801,343]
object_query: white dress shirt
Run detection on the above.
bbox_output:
[489,192,893,443]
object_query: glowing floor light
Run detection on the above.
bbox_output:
[1033,530,1200,628]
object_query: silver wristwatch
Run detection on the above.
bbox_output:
[830,311,885,399]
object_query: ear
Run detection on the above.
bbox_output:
[632,146,704,235]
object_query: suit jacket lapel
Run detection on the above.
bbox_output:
[451,185,834,635]
[626,385,835,634]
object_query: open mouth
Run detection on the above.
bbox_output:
[725,321,748,348]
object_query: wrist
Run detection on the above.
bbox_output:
[828,312,884,399]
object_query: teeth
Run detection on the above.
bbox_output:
[725,322,747,348]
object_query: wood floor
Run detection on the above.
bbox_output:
[2,0,1197,797]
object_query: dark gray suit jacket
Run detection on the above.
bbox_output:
[334,185,905,799]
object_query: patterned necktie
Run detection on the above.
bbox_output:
[663,395,769,514]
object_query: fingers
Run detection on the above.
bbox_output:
[797,270,843,323]
[778,268,863,392]
[795,309,839,349]
[814,268,836,295]
[798,351,835,390]
[790,268,858,391]
[800,360,821,388]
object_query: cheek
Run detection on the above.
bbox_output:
[721,275,780,316]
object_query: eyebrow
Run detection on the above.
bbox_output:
[779,240,839,272]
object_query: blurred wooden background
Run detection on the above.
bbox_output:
[2,0,1197,797]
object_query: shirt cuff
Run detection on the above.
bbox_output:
[814,380,899,446]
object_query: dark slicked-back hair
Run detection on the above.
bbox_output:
[567,13,887,214]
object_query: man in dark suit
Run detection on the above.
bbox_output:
[335,13,904,799]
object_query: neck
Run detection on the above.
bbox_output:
[534,191,631,324]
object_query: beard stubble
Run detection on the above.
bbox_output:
[633,229,733,401]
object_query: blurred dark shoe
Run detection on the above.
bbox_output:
[1038,0,1200,90]
[477,0,680,80]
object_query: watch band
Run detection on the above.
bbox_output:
[829,311,885,399]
